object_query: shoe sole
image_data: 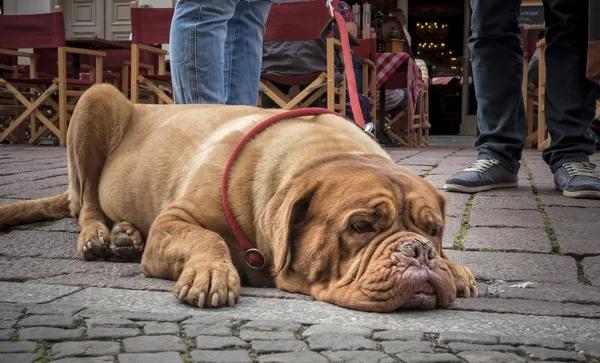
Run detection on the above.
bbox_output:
[556,185,600,199]
[443,182,519,193]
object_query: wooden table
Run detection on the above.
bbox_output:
[65,37,131,79]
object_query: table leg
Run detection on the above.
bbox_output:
[378,83,387,145]
[72,54,80,80]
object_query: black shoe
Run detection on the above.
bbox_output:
[443,159,519,193]
[554,161,600,199]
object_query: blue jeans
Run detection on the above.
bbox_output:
[169,0,272,106]
[470,0,597,173]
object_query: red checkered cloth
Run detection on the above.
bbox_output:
[376,52,423,128]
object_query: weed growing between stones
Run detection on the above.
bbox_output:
[182,353,192,363]
[423,162,440,178]
[34,343,50,363]
[575,259,592,285]
[521,161,560,254]
[454,195,475,250]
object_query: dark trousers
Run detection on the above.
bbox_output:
[470,0,597,173]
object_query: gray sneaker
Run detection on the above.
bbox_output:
[443,159,518,193]
[554,161,600,199]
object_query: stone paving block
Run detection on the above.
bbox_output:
[31,273,176,292]
[0,321,16,329]
[0,230,79,259]
[457,351,525,363]
[182,316,241,326]
[142,321,179,335]
[463,227,551,253]
[448,297,600,318]
[0,341,38,353]
[119,352,184,363]
[301,324,372,338]
[0,175,68,196]
[257,351,328,363]
[49,341,121,359]
[26,303,85,316]
[79,309,190,323]
[405,165,432,176]
[251,339,308,354]
[553,222,600,256]
[195,335,249,350]
[519,345,587,361]
[494,281,600,305]
[52,357,115,363]
[322,350,396,363]
[575,341,600,358]
[583,255,600,287]
[440,192,470,218]
[0,303,28,312]
[19,327,85,341]
[86,317,137,328]
[0,281,81,304]
[191,349,253,363]
[424,174,446,190]
[372,330,425,341]
[306,333,377,351]
[35,218,80,233]
[9,185,68,200]
[0,329,15,340]
[239,331,295,341]
[0,257,140,281]
[240,287,314,301]
[394,352,461,363]
[184,324,233,337]
[0,311,22,319]
[443,250,578,283]
[546,206,599,224]
[0,167,67,186]
[18,314,83,328]
[123,335,187,353]
[241,320,301,332]
[438,332,497,345]
[471,195,538,210]
[475,185,533,197]
[86,327,141,339]
[447,342,520,354]
[468,209,544,228]
[498,335,565,349]
[381,340,432,354]
[0,353,42,363]
[442,216,461,249]
[540,194,600,208]
[0,199,22,206]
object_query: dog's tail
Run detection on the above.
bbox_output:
[0,192,71,230]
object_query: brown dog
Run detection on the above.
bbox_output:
[0,84,477,312]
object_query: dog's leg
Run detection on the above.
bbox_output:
[141,206,241,308]
[66,84,133,261]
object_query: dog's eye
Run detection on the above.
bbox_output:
[352,220,375,234]
[430,227,441,237]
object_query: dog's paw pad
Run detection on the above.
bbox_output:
[78,223,110,261]
[109,221,144,259]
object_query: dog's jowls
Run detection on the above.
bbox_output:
[0,84,477,312]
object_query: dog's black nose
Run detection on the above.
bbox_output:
[398,238,437,266]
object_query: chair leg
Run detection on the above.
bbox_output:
[58,46,68,147]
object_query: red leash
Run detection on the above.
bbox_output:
[222,1,367,270]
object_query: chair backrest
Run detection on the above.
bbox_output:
[263,0,333,42]
[130,2,174,45]
[0,11,66,49]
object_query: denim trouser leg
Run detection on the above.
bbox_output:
[170,0,237,104]
[224,0,272,106]
[469,0,526,173]
[541,0,597,172]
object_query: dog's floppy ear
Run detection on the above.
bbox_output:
[260,177,317,274]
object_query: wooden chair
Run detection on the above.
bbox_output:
[0,6,105,146]
[129,1,174,104]
[259,0,347,114]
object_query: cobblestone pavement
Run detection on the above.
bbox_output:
[1,137,600,363]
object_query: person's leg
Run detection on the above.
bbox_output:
[224,0,272,106]
[540,0,599,198]
[444,0,523,193]
[169,0,237,104]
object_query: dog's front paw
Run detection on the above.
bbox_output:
[173,256,241,308]
[78,222,111,261]
[109,221,144,259]
[448,261,478,298]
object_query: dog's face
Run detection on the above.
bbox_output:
[261,154,456,312]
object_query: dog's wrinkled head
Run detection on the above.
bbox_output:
[260,154,456,312]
